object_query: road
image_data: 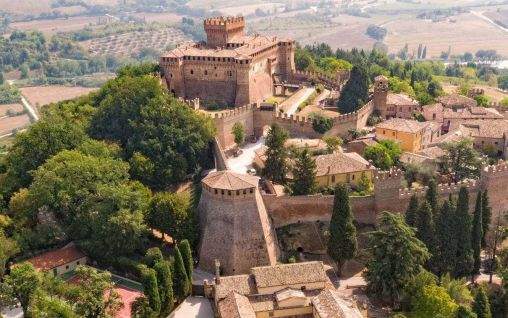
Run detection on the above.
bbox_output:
[169,297,214,318]
[227,137,265,174]
[471,10,508,34]
[6,80,39,122]
[280,87,315,115]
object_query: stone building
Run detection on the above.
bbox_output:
[372,75,420,119]
[198,171,279,275]
[208,261,363,318]
[22,243,87,277]
[375,118,441,152]
[160,16,295,107]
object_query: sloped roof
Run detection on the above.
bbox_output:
[216,274,257,300]
[251,261,326,289]
[429,124,476,146]
[387,93,419,106]
[439,94,477,108]
[312,289,363,318]
[218,292,256,318]
[26,245,85,271]
[203,171,258,190]
[376,118,432,133]
[275,288,307,303]
[460,119,508,138]
[314,152,372,177]
[443,107,504,120]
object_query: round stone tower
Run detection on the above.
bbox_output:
[198,171,279,275]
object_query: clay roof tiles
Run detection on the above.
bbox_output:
[203,171,259,191]
[251,261,326,289]
[439,94,477,108]
[376,118,434,134]
[218,292,256,318]
[386,93,419,106]
[312,289,363,318]
[314,152,373,176]
[460,119,508,138]
[216,274,257,300]
[25,245,85,272]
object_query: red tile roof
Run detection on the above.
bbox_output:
[27,245,86,271]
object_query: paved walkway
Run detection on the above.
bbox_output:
[1,306,23,318]
[280,87,315,115]
[170,297,214,318]
[227,137,265,174]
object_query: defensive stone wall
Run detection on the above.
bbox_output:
[489,101,508,118]
[211,104,256,148]
[264,162,508,228]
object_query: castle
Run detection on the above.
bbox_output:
[160,16,296,107]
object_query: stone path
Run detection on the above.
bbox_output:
[280,87,315,115]
[227,136,265,174]
[169,297,214,318]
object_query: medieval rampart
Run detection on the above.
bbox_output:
[263,163,508,228]
[489,101,508,119]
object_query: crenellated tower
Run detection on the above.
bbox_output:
[373,75,388,118]
[204,16,245,48]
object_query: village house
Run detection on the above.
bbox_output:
[210,261,363,318]
[375,118,441,152]
[309,152,376,189]
[372,75,421,119]
[439,93,477,110]
[422,103,504,132]
[23,244,88,277]
[448,119,508,158]
[346,135,379,156]
[254,138,328,169]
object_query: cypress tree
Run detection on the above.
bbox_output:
[141,268,161,314]
[179,239,193,281]
[422,46,427,59]
[481,190,491,248]
[405,194,418,227]
[173,246,190,300]
[154,260,174,313]
[145,247,163,267]
[337,63,369,113]
[327,183,357,277]
[263,124,289,184]
[425,179,439,218]
[471,192,483,277]
[434,198,458,277]
[472,286,492,318]
[290,149,317,195]
[0,72,4,85]
[415,201,434,252]
[454,187,474,278]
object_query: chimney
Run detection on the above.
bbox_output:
[215,259,221,285]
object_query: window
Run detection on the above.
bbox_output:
[215,189,218,194]
[228,191,231,196]
[331,175,335,183]
[383,130,386,134]
[433,113,436,120]
[243,189,246,194]
[66,265,69,269]
[204,70,208,75]
[190,69,194,75]
[221,190,224,195]
[392,132,395,136]
[352,175,355,181]
[250,189,253,193]
[77,261,80,265]
[236,190,240,195]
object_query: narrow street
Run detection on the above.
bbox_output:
[226,136,265,174]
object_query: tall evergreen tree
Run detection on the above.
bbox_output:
[406,194,419,227]
[141,267,161,314]
[422,46,427,59]
[0,71,4,85]
[455,187,474,278]
[410,71,416,88]
[173,246,190,300]
[337,63,369,113]
[481,190,491,248]
[471,192,483,277]
[472,286,492,318]
[415,201,434,252]
[327,183,357,277]
[425,179,439,218]
[179,239,193,281]
[263,124,289,184]
[434,198,458,277]
[290,149,317,195]
[153,261,174,314]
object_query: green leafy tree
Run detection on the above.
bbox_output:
[415,201,435,257]
[179,239,193,281]
[327,184,357,276]
[356,172,372,195]
[455,187,474,278]
[363,212,430,305]
[364,144,393,170]
[153,261,174,314]
[498,75,508,90]
[438,140,481,183]
[0,72,4,85]
[405,194,419,227]
[71,266,122,318]
[338,63,370,113]
[0,229,19,279]
[441,273,473,306]
[140,267,161,314]
[173,246,190,300]
[457,306,478,318]
[263,124,289,184]
[425,179,439,217]
[295,49,316,71]
[145,247,163,267]
[131,296,157,318]
[481,191,491,248]
[322,136,342,153]
[472,192,483,277]
[0,262,41,316]
[146,192,191,243]
[401,269,437,311]
[290,149,317,195]
[232,122,245,147]
[378,139,402,165]
[472,286,492,318]
[412,285,458,318]
[311,113,333,134]
[434,198,458,277]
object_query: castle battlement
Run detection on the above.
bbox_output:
[374,168,403,181]
[209,104,256,119]
[204,16,245,27]
[399,179,480,198]
[482,161,508,175]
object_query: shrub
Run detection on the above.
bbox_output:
[311,113,333,134]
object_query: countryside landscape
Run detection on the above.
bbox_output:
[1,0,508,318]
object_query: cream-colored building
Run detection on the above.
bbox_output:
[24,244,88,277]
[375,118,441,152]
[211,261,363,318]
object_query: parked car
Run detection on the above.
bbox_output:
[247,168,256,175]
[233,149,243,157]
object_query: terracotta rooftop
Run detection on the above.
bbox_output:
[439,94,477,108]
[218,292,256,318]
[376,118,435,133]
[26,245,85,271]
[429,124,476,146]
[443,107,503,120]
[251,261,327,289]
[275,288,307,303]
[458,119,508,139]
[216,274,257,300]
[417,146,445,159]
[424,103,444,113]
[314,152,373,177]
[202,171,259,190]
[386,93,419,106]
[312,289,363,318]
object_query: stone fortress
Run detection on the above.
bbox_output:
[160,16,508,276]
